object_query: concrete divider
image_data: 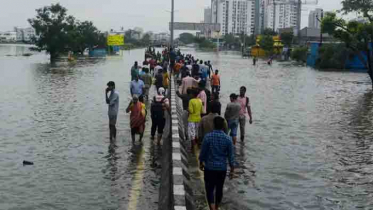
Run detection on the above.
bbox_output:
[158,76,194,210]
[170,76,194,210]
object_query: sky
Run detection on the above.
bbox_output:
[0,0,346,34]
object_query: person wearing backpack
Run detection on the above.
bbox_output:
[151,87,169,144]
[155,68,164,93]
[237,86,253,142]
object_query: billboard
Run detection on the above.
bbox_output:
[107,35,124,46]
[170,22,221,32]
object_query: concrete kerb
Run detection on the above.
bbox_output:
[170,76,194,210]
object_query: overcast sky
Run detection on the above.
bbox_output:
[0,0,346,34]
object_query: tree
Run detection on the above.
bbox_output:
[28,4,71,61]
[263,28,278,36]
[141,33,152,46]
[179,33,195,44]
[260,35,274,55]
[28,3,105,61]
[291,46,308,63]
[223,33,237,45]
[322,11,373,88]
[280,31,294,47]
[341,0,373,22]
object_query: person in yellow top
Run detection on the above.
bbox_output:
[162,69,169,94]
[126,95,147,143]
[188,89,203,150]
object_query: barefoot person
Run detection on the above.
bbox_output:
[150,87,170,144]
[105,81,119,141]
[237,86,253,142]
[224,94,241,145]
[188,89,203,150]
[199,116,235,210]
[126,95,146,143]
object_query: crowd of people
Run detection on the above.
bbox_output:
[104,47,253,210]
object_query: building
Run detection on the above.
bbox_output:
[262,0,300,33]
[13,27,36,42]
[298,27,332,44]
[308,8,323,29]
[0,31,17,42]
[154,33,170,42]
[204,7,212,23]
[212,0,256,36]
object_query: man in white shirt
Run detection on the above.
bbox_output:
[106,81,119,141]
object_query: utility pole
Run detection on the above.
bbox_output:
[316,9,324,46]
[273,0,276,32]
[170,0,175,48]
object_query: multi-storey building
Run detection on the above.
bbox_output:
[308,8,323,29]
[212,0,256,36]
[261,0,300,33]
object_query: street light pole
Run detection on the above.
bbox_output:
[170,0,175,48]
[320,9,323,46]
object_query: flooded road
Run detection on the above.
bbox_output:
[0,45,161,210]
[1,44,373,210]
[182,48,373,210]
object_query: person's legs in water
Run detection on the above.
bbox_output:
[215,170,227,209]
[188,122,197,151]
[228,120,238,145]
[131,128,136,143]
[157,117,166,145]
[151,116,158,140]
[109,115,117,141]
[204,170,218,210]
[139,128,144,142]
[239,115,246,142]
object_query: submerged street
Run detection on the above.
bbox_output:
[1,44,373,209]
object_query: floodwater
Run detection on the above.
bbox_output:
[0,45,161,210]
[181,48,373,210]
[1,45,373,210]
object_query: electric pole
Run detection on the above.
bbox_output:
[170,0,175,48]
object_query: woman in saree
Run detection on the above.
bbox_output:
[126,95,147,143]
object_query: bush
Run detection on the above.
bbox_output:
[195,37,215,50]
[291,47,308,63]
[316,44,354,69]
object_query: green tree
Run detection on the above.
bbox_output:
[68,21,102,54]
[179,33,195,44]
[28,3,105,61]
[260,35,274,55]
[341,0,373,21]
[322,11,373,88]
[141,33,152,46]
[263,28,278,36]
[28,4,71,61]
[223,33,238,46]
[280,31,294,47]
[291,46,308,63]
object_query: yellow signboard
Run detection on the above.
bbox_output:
[107,35,124,46]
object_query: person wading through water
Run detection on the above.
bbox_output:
[188,89,203,150]
[126,95,147,143]
[237,86,253,142]
[224,93,241,145]
[199,116,235,210]
[105,81,119,141]
[150,87,170,145]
